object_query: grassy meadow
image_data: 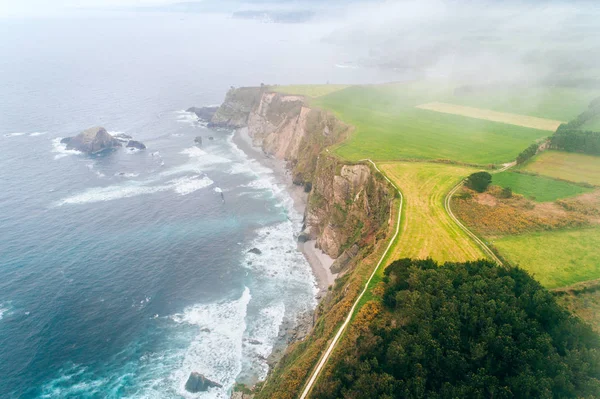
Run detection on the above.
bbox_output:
[521,150,600,186]
[492,171,593,202]
[446,86,599,121]
[310,84,553,165]
[270,84,349,98]
[493,227,600,288]
[381,162,484,262]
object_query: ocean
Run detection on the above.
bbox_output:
[0,12,403,398]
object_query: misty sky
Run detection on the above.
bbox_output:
[2,0,599,86]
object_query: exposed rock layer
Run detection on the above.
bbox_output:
[210,88,393,271]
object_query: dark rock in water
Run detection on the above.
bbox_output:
[186,106,219,121]
[194,136,203,146]
[185,372,222,393]
[248,248,262,255]
[247,339,262,345]
[60,137,72,144]
[126,140,146,150]
[208,136,214,140]
[64,127,122,154]
[200,328,211,333]
[297,232,310,243]
[113,133,133,142]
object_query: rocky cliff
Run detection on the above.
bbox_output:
[210,88,393,273]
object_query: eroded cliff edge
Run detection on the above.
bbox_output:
[211,87,394,275]
[209,86,397,398]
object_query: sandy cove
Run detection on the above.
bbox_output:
[231,127,337,294]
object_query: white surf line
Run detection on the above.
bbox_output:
[299,158,403,399]
[443,162,517,266]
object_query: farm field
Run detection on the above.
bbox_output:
[556,288,600,333]
[380,162,484,262]
[416,102,564,131]
[311,84,552,165]
[492,171,593,202]
[493,227,600,288]
[271,84,349,98]
[521,150,600,186]
[445,86,600,121]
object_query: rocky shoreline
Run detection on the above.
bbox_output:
[231,127,337,295]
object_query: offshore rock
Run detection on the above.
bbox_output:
[184,372,222,393]
[248,248,262,255]
[187,106,219,121]
[126,140,146,150]
[64,127,122,154]
[194,136,203,146]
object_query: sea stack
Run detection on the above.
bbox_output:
[184,372,222,393]
[62,127,122,154]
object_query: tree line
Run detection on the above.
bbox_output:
[314,258,600,398]
[550,97,600,155]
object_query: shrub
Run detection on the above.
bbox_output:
[465,171,492,192]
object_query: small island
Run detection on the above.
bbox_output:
[61,127,146,154]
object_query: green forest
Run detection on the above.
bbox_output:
[314,259,600,399]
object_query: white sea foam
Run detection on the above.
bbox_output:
[4,132,26,137]
[214,187,223,193]
[55,171,213,206]
[29,131,48,137]
[0,304,8,321]
[170,287,251,398]
[175,110,199,126]
[170,175,214,195]
[242,302,285,379]
[52,137,82,160]
[115,172,140,178]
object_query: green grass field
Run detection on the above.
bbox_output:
[492,171,592,202]
[270,84,349,98]
[310,84,552,165]
[521,150,600,186]
[381,162,484,262]
[493,227,600,288]
[446,86,599,121]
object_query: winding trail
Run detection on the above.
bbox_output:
[443,161,515,266]
[298,159,403,399]
[300,159,509,398]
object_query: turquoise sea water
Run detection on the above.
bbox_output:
[0,12,405,398]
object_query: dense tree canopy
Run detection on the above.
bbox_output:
[549,96,600,155]
[465,171,492,192]
[314,259,600,399]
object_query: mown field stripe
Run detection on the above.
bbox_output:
[417,102,564,131]
[299,159,403,399]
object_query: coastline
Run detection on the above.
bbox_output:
[231,127,337,295]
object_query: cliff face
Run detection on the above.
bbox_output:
[211,88,393,273]
[210,87,264,128]
[304,156,393,270]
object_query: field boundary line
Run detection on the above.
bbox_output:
[444,164,516,266]
[298,159,403,399]
[416,102,564,132]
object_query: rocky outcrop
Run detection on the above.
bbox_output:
[185,372,222,392]
[187,106,219,121]
[210,88,393,274]
[303,157,393,263]
[126,140,146,150]
[209,87,264,128]
[245,91,350,186]
[62,127,122,154]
